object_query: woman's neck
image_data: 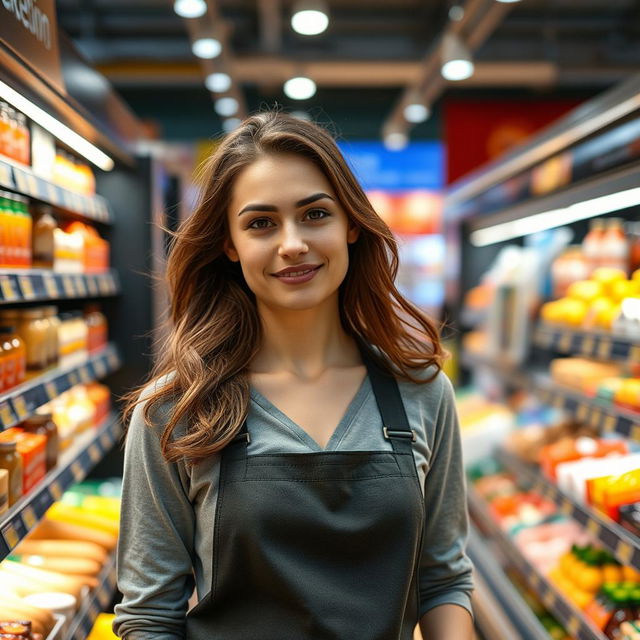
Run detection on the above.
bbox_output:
[251,300,362,380]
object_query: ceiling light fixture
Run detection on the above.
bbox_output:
[215,97,239,117]
[283,76,316,100]
[470,187,640,246]
[291,0,329,36]
[174,0,206,19]
[448,5,464,21]
[441,33,474,81]
[0,79,113,171]
[403,103,430,124]
[192,37,222,59]
[205,72,232,93]
[495,0,522,3]
[383,131,409,151]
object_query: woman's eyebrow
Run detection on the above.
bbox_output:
[237,192,334,216]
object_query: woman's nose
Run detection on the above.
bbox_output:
[278,223,309,257]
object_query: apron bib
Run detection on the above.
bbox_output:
[186,348,425,639]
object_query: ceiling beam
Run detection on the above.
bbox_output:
[258,0,282,54]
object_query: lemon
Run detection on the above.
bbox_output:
[591,267,628,295]
[568,280,604,302]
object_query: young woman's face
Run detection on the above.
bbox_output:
[225,152,359,313]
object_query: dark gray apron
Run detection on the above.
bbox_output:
[186,347,425,639]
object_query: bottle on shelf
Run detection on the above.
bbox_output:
[17,308,49,374]
[583,218,606,275]
[601,218,630,275]
[0,468,7,516]
[0,325,25,389]
[43,306,60,367]
[0,439,23,507]
[22,413,58,472]
[31,205,57,269]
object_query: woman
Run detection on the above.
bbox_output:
[113,111,474,640]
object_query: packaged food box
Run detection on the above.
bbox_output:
[0,427,46,494]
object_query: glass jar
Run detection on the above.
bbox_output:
[18,308,49,372]
[42,306,60,367]
[0,468,8,516]
[32,205,58,269]
[0,325,22,389]
[22,413,58,471]
[0,440,23,506]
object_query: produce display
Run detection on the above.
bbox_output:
[0,479,120,638]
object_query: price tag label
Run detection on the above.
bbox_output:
[88,444,101,463]
[50,482,62,501]
[0,161,13,188]
[45,380,58,400]
[71,460,84,481]
[22,505,36,530]
[630,344,640,365]
[567,617,581,636]
[581,335,595,357]
[603,414,617,433]
[14,170,28,192]
[75,276,87,297]
[542,589,555,609]
[107,351,119,370]
[597,338,612,360]
[68,371,79,387]
[26,173,38,196]
[98,275,110,295]
[0,275,18,301]
[13,395,28,420]
[43,274,59,298]
[62,189,74,210]
[576,403,589,423]
[100,432,112,450]
[631,424,640,442]
[2,522,19,550]
[87,276,99,297]
[529,573,539,589]
[587,519,601,537]
[62,275,76,297]
[0,401,15,428]
[94,359,108,379]
[558,332,572,352]
[18,275,36,300]
[561,500,573,516]
[590,408,602,428]
[78,366,91,383]
[616,540,634,565]
[46,182,58,203]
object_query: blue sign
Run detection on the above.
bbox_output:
[338,141,444,192]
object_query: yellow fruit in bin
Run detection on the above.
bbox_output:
[632,269,640,282]
[541,300,560,323]
[559,552,575,576]
[596,301,622,330]
[591,267,628,295]
[575,565,604,593]
[568,280,604,302]
[622,566,640,582]
[584,297,615,328]
[611,279,640,303]
[573,587,596,610]
[603,564,624,583]
[562,298,589,326]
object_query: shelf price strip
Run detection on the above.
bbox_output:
[468,488,607,640]
[0,416,121,560]
[535,325,639,364]
[497,449,640,571]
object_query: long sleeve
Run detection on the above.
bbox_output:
[113,398,196,640]
[418,373,474,618]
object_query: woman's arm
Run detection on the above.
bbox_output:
[113,397,196,640]
[419,603,474,639]
[417,372,474,637]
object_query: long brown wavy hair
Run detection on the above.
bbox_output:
[124,111,445,463]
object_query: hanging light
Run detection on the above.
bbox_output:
[383,131,409,151]
[448,5,464,21]
[283,76,316,100]
[174,0,206,19]
[223,118,241,133]
[291,0,329,36]
[495,0,522,3]
[215,97,239,117]
[205,72,231,92]
[403,103,430,124]
[441,33,474,81]
[192,38,222,59]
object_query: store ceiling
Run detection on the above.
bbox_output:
[55,0,640,139]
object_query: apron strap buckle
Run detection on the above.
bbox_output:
[231,431,251,445]
[383,426,416,442]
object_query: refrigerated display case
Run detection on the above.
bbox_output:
[446,75,640,640]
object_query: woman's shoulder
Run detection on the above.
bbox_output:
[128,372,181,438]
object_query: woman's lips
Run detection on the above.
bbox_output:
[272,265,322,284]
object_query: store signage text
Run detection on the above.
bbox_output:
[2,0,52,50]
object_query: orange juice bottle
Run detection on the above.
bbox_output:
[0,194,9,268]
[19,199,32,268]
[0,326,18,389]
[7,196,20,268]
[601,218,629,274]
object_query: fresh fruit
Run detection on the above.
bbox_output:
[591,268,628,295]
[568,280,604,303]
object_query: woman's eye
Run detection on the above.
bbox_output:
[247,218,273,230]
[306,208,330,220]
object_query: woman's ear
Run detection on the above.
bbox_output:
[347,223,360,244]
[223,238,240,262]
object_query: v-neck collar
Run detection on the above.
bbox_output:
[249,375,371,452]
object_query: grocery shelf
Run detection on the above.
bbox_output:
[468,486,608,640]
[533,324,640,364]
[67,550,118,640]
[461,350,640,441]
[468,525,553,640]
[0,342,121,431]
[0,270,119,304]
[496,448,640,571]
[0,158,112,224]
[0,414,122,560]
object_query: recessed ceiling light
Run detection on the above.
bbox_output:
[174,0,206,19]
[205,72,231,92]
[384,132,409,151]
[284,76,316,100]
[215,97,239,117]
[192,38,222,59]
[291,1,329,35]
[403,103,430,123]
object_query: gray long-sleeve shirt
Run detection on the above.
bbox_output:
[113,369,474,639]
